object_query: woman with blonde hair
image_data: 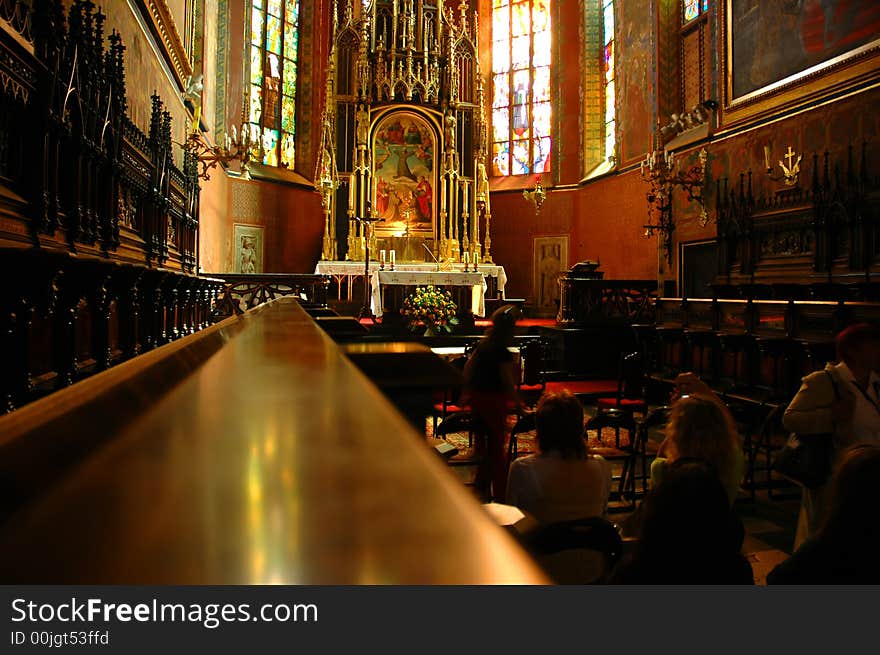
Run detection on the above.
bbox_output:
[651,373,744,505]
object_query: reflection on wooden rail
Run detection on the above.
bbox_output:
[0,298,546,584]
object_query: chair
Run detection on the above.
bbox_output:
[507,410,536,463]
[517,337,548,406]
[431,354,470,431]
[523,517,623,584]
[585,408,641,510]
[595,351,648,416]
[434,411,491,500]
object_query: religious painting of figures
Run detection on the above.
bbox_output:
[233,224,264,274]
[372,111,437,238]
[533,236,568,318]
[728,0,880,103]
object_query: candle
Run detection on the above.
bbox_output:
[764,145,771,171]
[475,254,480,267]
[463,251,469,266]
[390,249,396,266]
[380,249,386,265]
[441,177,447,213]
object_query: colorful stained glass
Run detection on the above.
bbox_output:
[492,142,510,176]
[605,79,615,121]
[250,0,299,169]
[533,67,550,102]
[492,108,509,140]
[603,2,616,164]
[250,47,263,86]
[683,0,700,22]
[511,36,530,68]
[604,42,614,82]
[532,2,550,32]
[249,85,263,124]
[701,0,708,11]
[251,8,264,46]
[534,136,551,173]
[493,39,510,72]
[493,74,509,108]
[512,2,530,37]
[532,102,551,138]
[532,30,551,67]
[280,133,295,168]
[511,140,530,175]
[603,0,614,40]
[266,15,282,54]
[493,8,510,42]
[284,22,298,59]
[492,0,552,177]
[262,129,279,166]
[282,67,297,97]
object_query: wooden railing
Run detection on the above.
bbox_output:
[207,273,331,320]
[0,298,547,584]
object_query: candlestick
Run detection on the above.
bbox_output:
[380,249,386,269]
[390,249,396,269]
[463,251,469,270]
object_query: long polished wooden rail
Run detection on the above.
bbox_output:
[0,298,547,584]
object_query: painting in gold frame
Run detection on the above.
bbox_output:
[720,0,880,128]
[371,110,438,239]
[533,236,568,318]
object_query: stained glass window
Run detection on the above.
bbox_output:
[683,0,709,23]
[603,0,615,163]
[491,0,552,177]
[249,0,300,168]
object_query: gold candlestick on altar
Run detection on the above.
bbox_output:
[483,209,493,264]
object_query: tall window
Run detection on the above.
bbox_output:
[248,0,301,168]
[683,0,708,23]
[491,0,552,177]
[602,0,615,163]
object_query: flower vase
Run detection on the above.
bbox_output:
[423,325,437,337]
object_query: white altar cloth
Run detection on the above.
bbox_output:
[370,270,486,318]
[314,261,507,303]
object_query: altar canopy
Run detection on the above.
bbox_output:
[314,1,494,269]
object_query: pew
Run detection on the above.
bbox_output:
[0,297,547,584]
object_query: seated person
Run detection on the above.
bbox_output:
[506,390,611,524]
[610,459,754,585]
[651,372,744,505]
[767,444,880,584]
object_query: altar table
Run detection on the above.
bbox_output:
[315,261,508,303]
[371,270,486,318]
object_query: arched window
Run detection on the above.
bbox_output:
[491,0,552,177]
[602,0,615,164]
[248,0,301,168]
[583,0,615,176]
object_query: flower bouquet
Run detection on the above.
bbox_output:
[402,285,459,336]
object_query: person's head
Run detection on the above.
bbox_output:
[819,444,880,541]
[639,459,743,554]
[665,395,739,467]
[486,304,519,344]
[835,323,880,373]
[535,390,587,459]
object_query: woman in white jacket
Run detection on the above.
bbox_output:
[783,323,880,548]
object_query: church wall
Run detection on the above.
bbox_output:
[99,0,191,157]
